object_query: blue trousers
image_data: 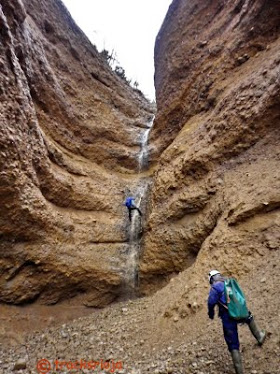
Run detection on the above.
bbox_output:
[221,312,252,351]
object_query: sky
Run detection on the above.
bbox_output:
[62,0,172,100]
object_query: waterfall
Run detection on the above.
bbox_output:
[138,116,154,171]
[124,116,154,297]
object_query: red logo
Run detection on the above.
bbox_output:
[37,359,51,373]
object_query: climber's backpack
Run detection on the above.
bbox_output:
[224,278,249,320]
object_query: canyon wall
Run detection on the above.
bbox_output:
[139,0,280,295]
[1,1,279,372]
[0,0,154,306]
[1,0,279,311]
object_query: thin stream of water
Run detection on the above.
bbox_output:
[124,116,154,296]
[138,116,154,172]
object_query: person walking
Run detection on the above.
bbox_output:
[207,270,266,374]
[124,196,142,222]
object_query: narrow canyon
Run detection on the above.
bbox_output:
[0,0,279,373]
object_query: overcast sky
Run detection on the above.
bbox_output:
[62,0,172,100]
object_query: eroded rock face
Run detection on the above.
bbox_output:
[139,0,280,293]
[0,0,154,305]
[1,0,280,308]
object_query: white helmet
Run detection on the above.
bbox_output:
[208,269,220,284]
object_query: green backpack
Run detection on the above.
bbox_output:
[224,278,249,320]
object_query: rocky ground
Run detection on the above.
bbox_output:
[0,249,279,374]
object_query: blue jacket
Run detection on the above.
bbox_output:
[208,281,228,319]
[125,197,135,208]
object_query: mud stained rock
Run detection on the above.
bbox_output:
[139,0,280,293]
[0,0,154,305]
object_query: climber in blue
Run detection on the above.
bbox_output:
[124,196,142,221]
[207,270,266,374]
